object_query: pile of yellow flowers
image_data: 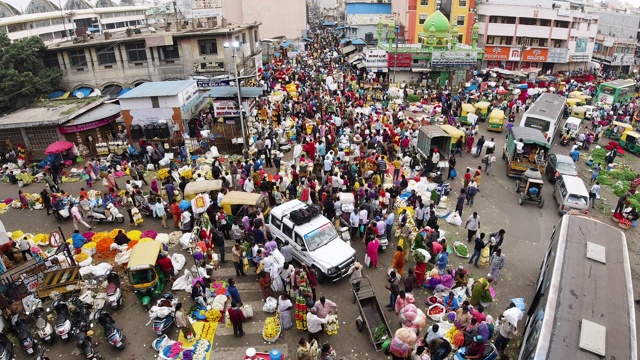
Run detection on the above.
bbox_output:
[263,316,280,341]
[200,322,216,340]
[32,233,49,245]
[74,252,89,263]
[180,169,193,180]
[157,168,170,180]
[0,203,8,214]
[109,229,124,239]
[10,230,23,240]
[205,309,221,323]
[92,232,111,243]
[82,242,96,250]
[127,230,142,241]
[138,237,154,243]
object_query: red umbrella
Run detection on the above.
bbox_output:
[45,141,74,154]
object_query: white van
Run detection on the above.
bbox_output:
[553,175,590,214]
[269,200,356,282]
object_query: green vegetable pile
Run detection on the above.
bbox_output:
[454,244,468,257]
[372,324,389,343]
[591,148,640,209]
[412,250,426,263]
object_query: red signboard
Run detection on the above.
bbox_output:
[388,53,412,68]
[58,114,118,134]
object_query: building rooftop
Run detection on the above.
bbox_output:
[205,86,263,98]
[118,80,196,99]
[47,23,258,50]
[60,102,121,127]
[0,97,103,129]
[0,4,148,26]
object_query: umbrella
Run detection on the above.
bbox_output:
[45,141,74,155]
[179,200,191,210]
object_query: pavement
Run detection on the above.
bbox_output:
[1,116,640,360]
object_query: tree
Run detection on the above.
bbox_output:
[0,33,62,111]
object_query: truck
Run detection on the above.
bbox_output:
[268,200,356,282]
[415,126,452,169]
[503,126,551,178]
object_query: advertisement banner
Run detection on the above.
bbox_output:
[431,51,479,66]
[521,48,548,62]
[58,114,118,134]
[213,100,240,117]
[547,48,568,63]
[362,48,388,68]
[388,53,412,68]
[575,38,587,53]
[484,46,516,61]
[570,54,590,62]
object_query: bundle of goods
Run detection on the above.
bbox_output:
[263,315,281,343]
[452,242,469,258]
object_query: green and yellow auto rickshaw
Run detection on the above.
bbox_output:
[620,130,640,155]
[474,101,491,122]
[604,121,633,140]
[127,241,165,309]
[440,124,466,151]
[570,106,586,120]
[488,109,505,133]
[460,104,476,125]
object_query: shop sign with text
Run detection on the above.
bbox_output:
[387,53,412,68]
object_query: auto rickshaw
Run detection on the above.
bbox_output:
[440,124,465,151]
[570,106,586,120]
[474,101,491,122]
[514,168,544,208]
[565,98,582,108]
[460,104,476,125]
[127,241,165,310]
[604,121,633,140]
[183,179,222,201]
[620,131,640,155]
[563,117,582,140]
[487,109,505,132]
[220,191,267,224]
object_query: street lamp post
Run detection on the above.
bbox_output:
[224,41,248,151]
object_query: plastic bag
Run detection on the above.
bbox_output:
[241,304,254,318]
[78,256,93,267]
[170,253,186,271]
[445,212,462,226]
[263,296,278,313]
[115,249,132,265]
[172,269,194,292]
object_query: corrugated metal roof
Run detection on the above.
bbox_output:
[118,80,196,99]
[345,3,391,15]
[205,87,263,98]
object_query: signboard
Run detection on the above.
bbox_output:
[575,38,587,53]
[58,114,118,134]
[362,48,388,68]
[130,108,175,125]
[484,46,547,62]
[547,48,568,63]
[195,79,229,88]
[388,53,412,68]
[430,51,479,66]
[570,54,590,62]
[603,37,615,47]
[484,46,514,61]
[521,48,548,62]
[213,100,241,117]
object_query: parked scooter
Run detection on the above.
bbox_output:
[93,311,125,350]
[87,203,125,223]
[33,307,55,345]
[149,293,176,336]
[52,299,72,341]
[71,296,92,333]
[11,314,36,355]
[52,199,71,221]
[0,333,13,360]
[106,272,123,309]
[73,330,102,359]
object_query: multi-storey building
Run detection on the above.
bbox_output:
[591,8,639,73]
[344,1,394,43]
[476,0,598,73]
[404,0,475,45]
[220,0,308,39]
[0,0,147,44]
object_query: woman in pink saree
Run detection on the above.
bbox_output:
[366,238,380,268]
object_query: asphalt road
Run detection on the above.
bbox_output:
[1,118,639,360]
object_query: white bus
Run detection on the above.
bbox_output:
[519,213,637,360]
[519,93,566,144]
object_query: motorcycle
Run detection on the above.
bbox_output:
[93,311,125,350]
[52,299,72,341]
[0,333,13,360]
[73,330,102,360]
[87,203,125,223]
[11,315,36,355]
[71,296,92,333]
[52,199,71,221]
[33,307,55,345]
[106,272,123,309]
[149,293,177,336]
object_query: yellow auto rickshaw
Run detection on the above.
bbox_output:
[568,91,584,99]
[440,124,466,150]
[474,101,491,122]
[620,131,640,155]
[566,98,582,107]
[571,106,587,120]
[604,121,633,140]
[183,180,223,201]
[460,104,476,125]
[220,191,268,224]
[127,241,164,309]
[488,109,505,132]
[558,82,567,92]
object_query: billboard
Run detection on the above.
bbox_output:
[431,51,479,66]
[575,38,587,53]
[213,100,241,117]
[362,48,388,68]
[388,53,412,68]
[176,0,222,19]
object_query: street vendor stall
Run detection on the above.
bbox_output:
[183,180,223,201]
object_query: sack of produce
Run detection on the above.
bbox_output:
[452,241,469,258]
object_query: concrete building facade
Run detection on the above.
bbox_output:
[221,0,307,39]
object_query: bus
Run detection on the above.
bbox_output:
[595,79,636,107]
[518,214,637,360]
[519,93,566,143]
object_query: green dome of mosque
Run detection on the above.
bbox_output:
[423,10,450,33]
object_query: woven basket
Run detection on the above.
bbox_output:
[619,221,631,230]
[612,215,620,223]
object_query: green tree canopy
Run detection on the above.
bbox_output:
[0,34,62,111]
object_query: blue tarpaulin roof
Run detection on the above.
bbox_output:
[340,38,349,44]
[118,88,132,96]
[335,26,347,30]
[345,3,391,15]
[281,41,293,48]
[72,87,92,98]
[302,37,313,42]
[323,21,337,26]
[351,38,366,45]
[48,90,66,99]
[118,80,196,99]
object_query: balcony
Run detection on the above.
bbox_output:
[550,27,569,40]
[486,23,516,37]
[516,25,550,38]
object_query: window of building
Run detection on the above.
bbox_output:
[159,46,180,61]
[198,39,218,55]
[242,33,246,44]
[68,49,86,67]
[486,36,495,44]
[477,15,485,22]
[43,52,59,68]
[539,19,551,26]
[96,46,117,65]
[235,35,240,43]
[489,16,499,23]
[458,34,463,43]
[537,38,548,47]
[457,15,465,26]
[500,36,512,45]
[151,97,159,108]
[553,39,562,48]
[419,14,428,25]
[519,17,536,25]
[254,29,258,41]
[458,0,466,6]
[126,42,147,62]
[555,20,569,28]
[420,0,428,5]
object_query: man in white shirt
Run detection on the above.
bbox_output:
[323,156,333,173]
[358,207,368,239]
[349,211,360,241]
[217,189,226,207]
[180,210,192,232]
[306,308,329,341]
[589,181,601,208]
[424,324,445,346]
[243,178,254,193]
[415,205,424,229]
[465,212,480,243]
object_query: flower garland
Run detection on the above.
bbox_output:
[126,230,142,241]
[16,144,25,163]
[191,339,210,360]
[204,310,221,323]
[200,322,216,340]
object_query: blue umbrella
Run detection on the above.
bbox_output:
[179,200,190,210]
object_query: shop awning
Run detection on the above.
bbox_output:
[335,26,347,30]
[341,45,356,55]
[281,41,293,48]
[72,87,93,98]
[356,63,365,69]
[58,103,121,134]
[351,38,366,46]
[340,38,350,44]
[118,88,132,96]
[347,54,361,64]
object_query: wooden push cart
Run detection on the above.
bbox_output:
[352,276,392,351]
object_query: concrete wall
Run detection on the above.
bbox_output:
[222,0,307,39]
[596,11,639,40]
